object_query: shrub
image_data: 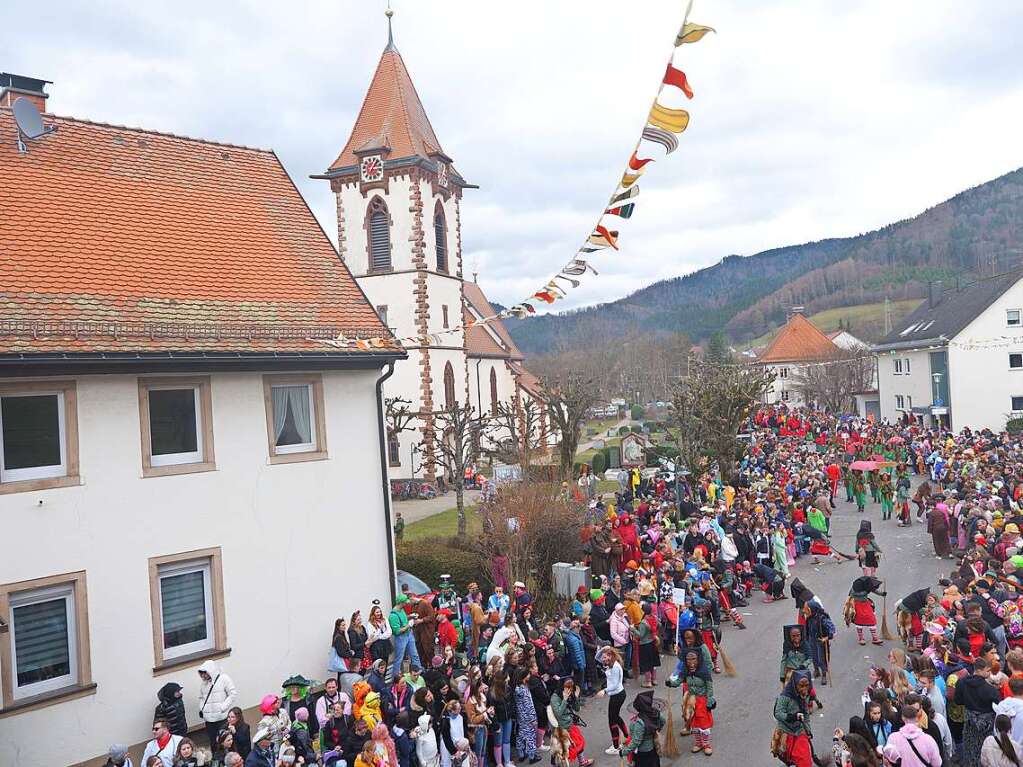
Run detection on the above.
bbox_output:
[592,450,607,474]
[396,537,485,592]
[618,426,630,436]
[631,425,643,433]
[630,404,644,420]
[477,483,584,594]
[1009,417,1023,435]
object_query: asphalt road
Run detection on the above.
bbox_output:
[578,489,949,764]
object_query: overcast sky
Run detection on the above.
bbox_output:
[9,1,1023,313]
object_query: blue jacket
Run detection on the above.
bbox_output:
[563,629,586,671]
[244,746,274,767]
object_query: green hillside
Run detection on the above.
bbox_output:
[742,299,923,349]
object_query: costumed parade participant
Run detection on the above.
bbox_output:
[845,577,886,647]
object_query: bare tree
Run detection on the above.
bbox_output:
[430,403,491,538]
[667,363,775,483]
[541,372,599,481]
[487,396,545,476]
[791,349,875,412]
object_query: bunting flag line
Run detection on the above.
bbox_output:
[315,3,714,352]
[642,125,679,154]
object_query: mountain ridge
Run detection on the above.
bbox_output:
[504,166,1023,354]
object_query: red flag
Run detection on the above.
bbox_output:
[595,225,620,250]
[663,64,694,99]
[628,151,654,171]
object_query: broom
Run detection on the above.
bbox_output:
[662,686,680,757]
[881,581,895,640]
[716,640,737,676]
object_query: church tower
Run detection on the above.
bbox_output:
[321,11,473,479]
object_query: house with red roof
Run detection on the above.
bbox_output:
[0,72,403,766]
[317,21,546,477]
[754,311,842,407]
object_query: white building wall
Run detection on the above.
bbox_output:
[762,363,806,407]
[0,369,393,767]
[339,176,416,275]
[875,349,935,423]
[948,280,1023,430]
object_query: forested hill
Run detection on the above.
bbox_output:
[504,166,1023,354]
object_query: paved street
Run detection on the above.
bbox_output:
[579,489,948,764]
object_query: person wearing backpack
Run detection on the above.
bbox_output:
[881,704,941,767]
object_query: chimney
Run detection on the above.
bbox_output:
[787,305,805,320]
[0,73,51,112]
[928,280,944,309]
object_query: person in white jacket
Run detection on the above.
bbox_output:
[197,660,237,748]
[994,678,1023,743]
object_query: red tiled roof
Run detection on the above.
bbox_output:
[510,362,544,400]
[329,47,445,171]
[463,282,524,361]
[463,307,507,358]
[0,109,397,355]
[758,313,840,363]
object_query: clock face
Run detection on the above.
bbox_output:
[436,162,449,188]
[360,155,384,183]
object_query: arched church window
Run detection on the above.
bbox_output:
[367,196,391,271]
[434,201,448,273]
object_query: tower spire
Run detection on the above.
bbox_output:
[385,3,396,52]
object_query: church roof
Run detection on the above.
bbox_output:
[0,108,399,357]
[463,306,508,358]
[463,282,524,361]
[329,45,445,172]
[758,313,840,363]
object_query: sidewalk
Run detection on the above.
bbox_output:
[392,487,482,525]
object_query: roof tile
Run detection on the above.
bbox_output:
[758,313,840,363]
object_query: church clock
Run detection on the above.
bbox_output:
[360,154,384,183]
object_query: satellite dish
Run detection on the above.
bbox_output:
[12,96,56,153]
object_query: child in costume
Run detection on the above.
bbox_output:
[855,521,882,577]
[845,576,886,646]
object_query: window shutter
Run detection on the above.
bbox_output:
[370,211,391,270]
[435,214,447,272]
[161,570,208,647]
[13,598,70,683]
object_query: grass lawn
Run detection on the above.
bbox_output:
[597,479,620,493]
[403,504,481,541]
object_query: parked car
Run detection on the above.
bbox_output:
[396,570,433,599]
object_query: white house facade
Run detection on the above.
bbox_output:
[318,27,544,479]
[756,312,842,408]
[0,75,401,766]
[874,274,1023,431]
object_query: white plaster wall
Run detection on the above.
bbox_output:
[356,272,418,342]
[875,349,935,423]
[340,176,415,275]
[763,363,806,407]
[948,280,1023,430]
[0,369,393,767]
[384,348,428,478]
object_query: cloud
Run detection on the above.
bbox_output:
[7,0,1023,315]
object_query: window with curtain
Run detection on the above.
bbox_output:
[11,585,77,697]
[148,387,201,466]
[159,560,214,658]
[444,362,456,410]
[435,204,448,272]
[1,392,66,482]
[271,384,315,453]
[368,197,391,271]
[490,368,498,415]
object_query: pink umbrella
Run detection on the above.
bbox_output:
[849,460,878,471]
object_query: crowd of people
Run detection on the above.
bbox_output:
[101,404,1023,767]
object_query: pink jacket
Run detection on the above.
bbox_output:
[882,724,941,767]
[609,609,631,647]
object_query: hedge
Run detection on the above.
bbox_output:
[1009,417,1023,435]
[396,536,486,592]
[618,426,630,436]
[630,425,643,433]
[592,450,607,474]
[630,405,644,420]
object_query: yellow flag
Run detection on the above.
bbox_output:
[621,171,643,188]
[675,22,715,46]
[649,103,690,133]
